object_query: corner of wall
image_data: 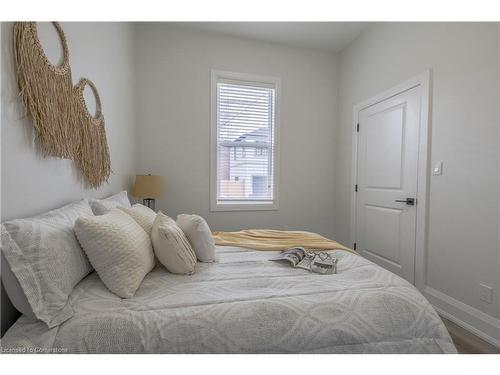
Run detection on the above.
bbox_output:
[129,22,140,179]
[497,22,500,321]
[130,22,144,179]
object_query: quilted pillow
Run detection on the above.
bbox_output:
[177,214,215,263]
[74,209,155,298]
[1,199,94,327]
[151,212,197,274]
[89,191,131,216]
[118,204,156,235]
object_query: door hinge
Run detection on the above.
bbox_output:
[356,123,359,132]
[355,184,358,192]
[353,242,357,251]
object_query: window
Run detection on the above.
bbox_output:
[211,70,280,211]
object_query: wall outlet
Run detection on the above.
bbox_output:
[479,284,493,304]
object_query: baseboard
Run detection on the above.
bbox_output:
[424,286,500,349]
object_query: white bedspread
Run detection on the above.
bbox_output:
[1,246,456,353]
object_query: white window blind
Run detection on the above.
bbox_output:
[213,74,278,209]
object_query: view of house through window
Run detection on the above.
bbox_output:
[215,77,277,207]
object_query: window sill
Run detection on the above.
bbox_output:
[210,201,279,212]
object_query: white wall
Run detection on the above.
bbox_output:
[1,22,137,220]
[335,22,500,344]
[497,23,500,332]
[1,22,137,334]
[134,24,339,238]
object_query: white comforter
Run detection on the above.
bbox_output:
[1,247,456,353]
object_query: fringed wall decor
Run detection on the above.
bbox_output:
[74,78,111,188]
[13,22,111,188]
[14,22,78,159]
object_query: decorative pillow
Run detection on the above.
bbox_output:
[1,199,94,327]
[74,209,155,298]
[177,214,215,263]
[151,212,197,275]
[89,191,131,216]
[118,204,156,235]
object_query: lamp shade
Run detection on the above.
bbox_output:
[132,175,163,198]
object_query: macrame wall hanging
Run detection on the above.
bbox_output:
[74,78,111,188]
[13,22,111,188]
[14,22,77,159]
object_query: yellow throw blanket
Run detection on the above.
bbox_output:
[212,229,357,255]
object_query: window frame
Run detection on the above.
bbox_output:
[210,70,281,212]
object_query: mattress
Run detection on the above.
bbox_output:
[0,246,457,353]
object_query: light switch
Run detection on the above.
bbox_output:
[433,161,443,176]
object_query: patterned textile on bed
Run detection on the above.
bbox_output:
[1,246,456,354]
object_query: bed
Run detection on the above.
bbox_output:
[1,246,456,353]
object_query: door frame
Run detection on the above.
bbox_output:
[350,70,431,291]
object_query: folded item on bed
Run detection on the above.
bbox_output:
[212,229,355,254]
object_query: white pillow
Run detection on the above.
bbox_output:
[89,191,131,215]
[151,212,197,275]
[1,252,36,320]
[1,199,94,327]
[176,214,215,263]
[118,204,156,235]
[74,209,155,298]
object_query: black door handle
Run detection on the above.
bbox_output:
[395,198,415,205]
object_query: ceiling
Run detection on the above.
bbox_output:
[178,22,371,52]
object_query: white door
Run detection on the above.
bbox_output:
[355,86,421,283]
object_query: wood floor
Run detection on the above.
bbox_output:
[441,317,500,354]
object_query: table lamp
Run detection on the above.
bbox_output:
[132,174,163,210]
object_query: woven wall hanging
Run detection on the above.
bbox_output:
[13,22,111,188]
[74,78,111,188]
[14,22,78,159]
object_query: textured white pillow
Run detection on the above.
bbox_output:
[151,212,197,274]
[118,204,156,235]
[177,214,215,263]
[89,191,131,216]
[74,209,155,298]
[1,199,94,327]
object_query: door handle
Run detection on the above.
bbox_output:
[395,198,415,205]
